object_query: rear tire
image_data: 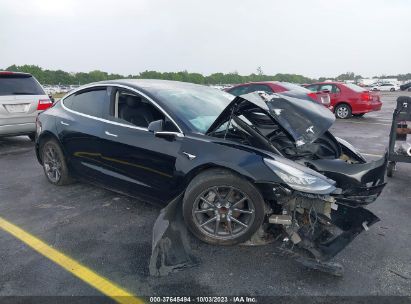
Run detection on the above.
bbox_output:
[183,169,265,246]
[390,88,395,92]
[40,139,74,185]
[335,104,352,119]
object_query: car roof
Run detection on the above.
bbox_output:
[0,71,32,77]
[230,81,282,87]
[309,82,344,85]
[100,79,206,91]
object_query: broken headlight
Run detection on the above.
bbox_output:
[264,158,336,194]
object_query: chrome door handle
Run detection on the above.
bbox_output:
[105,131,118,137]
[60,121,69,126]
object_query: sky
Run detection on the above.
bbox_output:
[0,0,410,78]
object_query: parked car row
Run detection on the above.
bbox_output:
[225,81,382,119]
[225,81,331,106]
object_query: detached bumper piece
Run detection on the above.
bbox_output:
[333,182,386,206]
[315,205,379,261]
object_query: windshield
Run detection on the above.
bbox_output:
[345,83,367,92]
[149,85,235,133]
[0,74,45,96]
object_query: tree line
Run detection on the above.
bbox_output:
[3,64,314,85]
[3,65,411,85]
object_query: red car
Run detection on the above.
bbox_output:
[304,82,382,119]
[226,81,331,106]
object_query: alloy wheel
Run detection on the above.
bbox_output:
[336,106,349,119]
[43,145,62,183]
[192,186,255,240]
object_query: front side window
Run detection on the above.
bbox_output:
[63,88,108,118]
[109,89,178,131]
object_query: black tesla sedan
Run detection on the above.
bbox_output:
[35,79,386,261]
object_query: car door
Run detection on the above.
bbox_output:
[57,86,110,180]
[98,87,183,205]
[319,84,340,107]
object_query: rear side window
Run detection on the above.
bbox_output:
[319,84,340,93]
[63,88,109,118]
[0,74,45,96]
[344,83,366,92]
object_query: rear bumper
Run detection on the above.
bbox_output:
[352,102,382,114]
[0,122,35,136]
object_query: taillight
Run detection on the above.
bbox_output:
[37,99,53,110]
[360,92,372,102]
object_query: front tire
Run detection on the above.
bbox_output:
[335,104,352,119]
[40,139,74,185]
[183,169,265,245]
[390,88,395,92]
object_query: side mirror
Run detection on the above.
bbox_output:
[148,119,184,139]
[322,89,330,94]
[148,119,164,133]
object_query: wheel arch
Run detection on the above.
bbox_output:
[333,101,351,112]
[180,162,280,203]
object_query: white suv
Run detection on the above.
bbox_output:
[0,71,52,140]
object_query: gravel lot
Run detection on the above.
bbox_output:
[0,92,410,298]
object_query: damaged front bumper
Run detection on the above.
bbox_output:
[273,184,383,264]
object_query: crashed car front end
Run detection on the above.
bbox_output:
[207,92,387,266]
[151,90,387,276]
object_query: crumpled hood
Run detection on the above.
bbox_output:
[207,92,335,146]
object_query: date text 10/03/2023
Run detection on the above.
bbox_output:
[149,296,257,303]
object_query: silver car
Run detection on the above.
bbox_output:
[0,71,52,140]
